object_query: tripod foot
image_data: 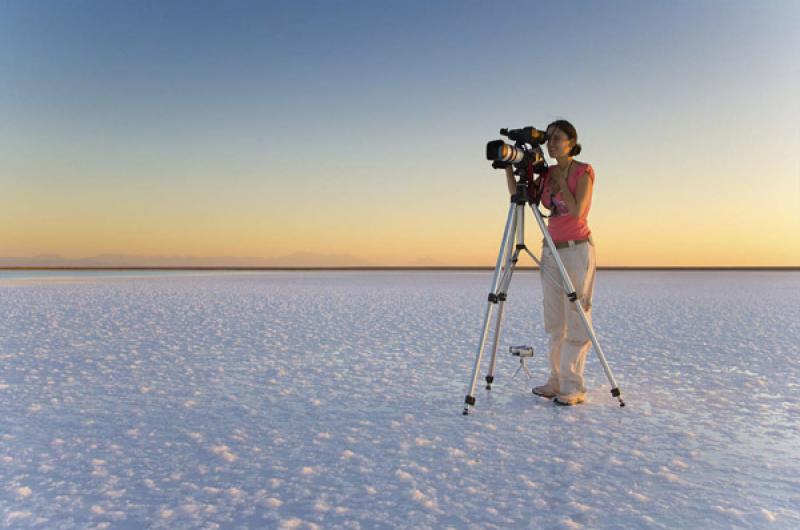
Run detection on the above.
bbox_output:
[611,387,625,407]
[485,375,494,391]
[463,395,475,414]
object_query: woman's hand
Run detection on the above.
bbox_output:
[504,164,516,195]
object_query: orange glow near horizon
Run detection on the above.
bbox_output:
[5,157,799,267]
[2,196,798,267]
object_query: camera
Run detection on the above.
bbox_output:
[509,345,534,358]
[486,126,548,169]
[486,126,550,205]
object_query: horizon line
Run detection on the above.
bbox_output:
[1,266,798,272]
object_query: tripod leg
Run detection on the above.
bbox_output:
[528,204,625,407]
[512,361,523,379]
[522,360,532,379]
[486,299,506,389]
[463,203,517,415]
[572,300,624,406]
[485,206,523,390]
[486,246,522,389]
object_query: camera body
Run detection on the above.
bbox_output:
[485,126,548,169]
[486,126,549,204]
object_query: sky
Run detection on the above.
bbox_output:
[1,0,798,267]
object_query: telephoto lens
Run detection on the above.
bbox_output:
[486,140,526,164]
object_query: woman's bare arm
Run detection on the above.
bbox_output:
[557,170,593,218]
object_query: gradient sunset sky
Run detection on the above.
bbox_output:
[2,0,798,267]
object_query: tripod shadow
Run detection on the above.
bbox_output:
[483,383,557,413]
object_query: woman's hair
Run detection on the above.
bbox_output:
[547,119,582,157]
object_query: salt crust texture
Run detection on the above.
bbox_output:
[1,270,798,529]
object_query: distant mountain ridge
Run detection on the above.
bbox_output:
[0,255,793,270]
[0,252,375,267]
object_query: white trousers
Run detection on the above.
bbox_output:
[540,241,596,396]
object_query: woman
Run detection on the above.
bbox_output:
[504,119,596,406]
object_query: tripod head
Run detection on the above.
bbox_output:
[507,145,548,207]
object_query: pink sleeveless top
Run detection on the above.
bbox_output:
[541,162,595,242]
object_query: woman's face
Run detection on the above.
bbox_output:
[546,127,574,158]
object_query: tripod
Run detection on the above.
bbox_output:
[462,175,624,415]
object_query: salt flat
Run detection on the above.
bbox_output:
[1,270,798,529]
